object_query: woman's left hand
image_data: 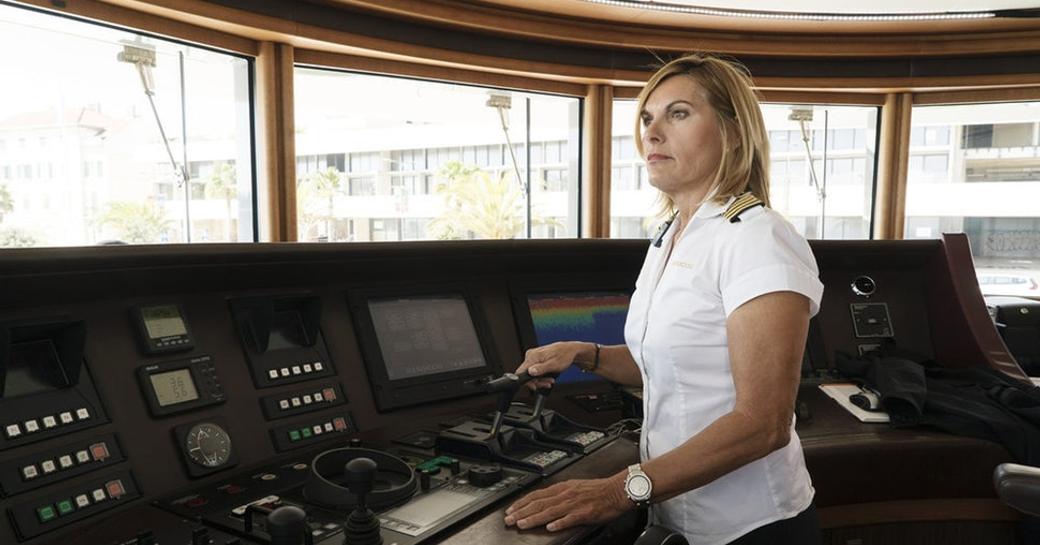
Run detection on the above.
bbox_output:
[504,476,631,532]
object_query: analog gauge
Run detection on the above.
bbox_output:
[851,275,877,297]
[184,422,233,468]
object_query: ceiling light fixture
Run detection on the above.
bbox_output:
[582,0,997,21]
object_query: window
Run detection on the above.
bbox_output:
[761,104,878,240]
[0,5,255,248]
[609,100,660,238]
[294,68,581,242]
[906,102,1040,296]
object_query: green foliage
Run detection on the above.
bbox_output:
[97,201,174,244]
[204,162,237,240]
[0,226,38,248]
[0,183,13,223]
[297,167,344,240]
[428,161,560,240]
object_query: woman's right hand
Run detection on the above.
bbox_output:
[515,341,589,390]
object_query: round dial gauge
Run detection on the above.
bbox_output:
[184,422,233,468]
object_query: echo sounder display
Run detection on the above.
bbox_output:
[368,295,487,381]
[528,292,630,383]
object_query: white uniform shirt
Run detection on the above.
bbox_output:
[623,195,824,545]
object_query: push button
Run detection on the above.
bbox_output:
[74,494,90,508]
[76,450,90,464]
[291,365,302,375]
[323,423,334,433]
[60,412,74,424]
[291,397,301,408]
[322,388,336,401]
[333,417,348,431]
[268,369,279,380]
[288,430,301,442]
[41,460,57,474]
[22,465,39,480]
[42,416,57,429]
[279,368,290,378]
[91,488,106,502]
[313,362,324,371]
[5,424,21,438]
[24,419,40,433]
[56,499,75,515]
[36,505,57,523]
[312,425,323,435]
[59,455,74,469]
[279,399,290,410]
[303,363,313,373]
[90,442,110,461]
[301,428,313,439]
[76,408,90,420]
[302,395,313,405]
[105,479,126,499]
[313,391,324,402]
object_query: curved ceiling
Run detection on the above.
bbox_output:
[585,0,1037,15]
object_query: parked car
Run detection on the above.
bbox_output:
[977,270,1040,297]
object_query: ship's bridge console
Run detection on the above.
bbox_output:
[0,235,1027,545]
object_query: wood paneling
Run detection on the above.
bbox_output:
[875,93,912,240]
[915,86,1040,105]
[819,498,1018,528]
[256,42,297,242]
[583,85,613,238]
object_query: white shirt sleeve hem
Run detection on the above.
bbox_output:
[722,264,824,318]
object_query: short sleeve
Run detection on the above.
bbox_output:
[719,212,823,318]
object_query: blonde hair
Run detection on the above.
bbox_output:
[635,53,771,215]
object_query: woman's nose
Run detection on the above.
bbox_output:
[643,119,663,144]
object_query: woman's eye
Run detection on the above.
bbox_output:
[670,110,688,120]
[641,115,652,126]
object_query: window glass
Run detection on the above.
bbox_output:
[0,5,255,247]
[293,68,581,241]
[906,102,1040,297]
[609,101,878,240]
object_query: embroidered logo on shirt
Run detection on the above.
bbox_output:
[671,260,696,269]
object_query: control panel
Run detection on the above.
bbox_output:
[137,355,226,417]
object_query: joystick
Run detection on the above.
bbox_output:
[343,457,382,545]
[267,506,312,545]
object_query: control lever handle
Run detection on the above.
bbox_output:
[485,372,530,438]
[530,372,559,418]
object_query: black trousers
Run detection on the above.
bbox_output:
[726,503,821,545]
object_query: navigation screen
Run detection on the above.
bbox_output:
[141,305,188,339]
[528,292,630,384]
[368,295,487,381]
[2,340,66,398]
[268,310,307,350]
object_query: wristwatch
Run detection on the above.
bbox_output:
[624,463,653,507]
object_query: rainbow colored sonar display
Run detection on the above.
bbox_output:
[527,292,630,384]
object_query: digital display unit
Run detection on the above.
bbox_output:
[348,286,500,411]
[518,290,631,384]
[1,340,69,398]
[148,369,200,407]
[369,296,487,381]
[267,310,308,351]
[133,303,195,354]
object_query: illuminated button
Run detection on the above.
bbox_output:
[333,417,347,431]
[323,423,334,433]
[76,408,90,420]
[312,425,323,435]
[41,460,57,474]
[56,499,75,515]
[24,420,40,433]
[5,424,21,438]
[322,388,336,401]
[60,412,74,424]
[302,363,313,373]
[91,488,106,503]
[291,365,302,376]
[105,480,126,499]
[279,400,290,410]
[58,455,74,469]
[22,465,38,480]
[43,416,57,429]
[313,362,324,371]
[74,494,90,508]
[279,368,290,378]
[288,430,301,442]
[291,397,301,408]
[313,391,324,402]
[90,442,110,461]
[302,395,313,405]
[268,369,279,380]
[36,505,57,523]
[301,428,312,439]
[75,450,90,464]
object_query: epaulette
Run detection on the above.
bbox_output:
[722,192,765,223]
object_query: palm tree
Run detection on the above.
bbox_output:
[298,167,344,241]
[203,162,237,241]
[0,227,37,248]
[428,161,561,240]
[97,201,174,243]
[0,183,13,224]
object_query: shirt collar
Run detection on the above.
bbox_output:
[692,194,737,220]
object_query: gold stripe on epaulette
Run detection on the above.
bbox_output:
[722,192,764,223]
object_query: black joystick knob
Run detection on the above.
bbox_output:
[449,458,461,475]
[267,505,311,545]
[343,457,382,545]
[467,464,503,487]
[349,438,362,448]
[419,469,432,490]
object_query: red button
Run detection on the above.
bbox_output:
[333,418,347,431]
[185,496,208,508]
[322,388,336,401]
[105,480,126,499]
[222,484,244,494]
[90,443,110,461]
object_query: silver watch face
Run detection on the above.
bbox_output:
[627,474,651,499]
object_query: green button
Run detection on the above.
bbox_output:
[36,505,56,523]
[301,428,312,439]
[56,500,74,515]
[288,430,301,442]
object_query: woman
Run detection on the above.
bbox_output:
[503,53,824,545]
